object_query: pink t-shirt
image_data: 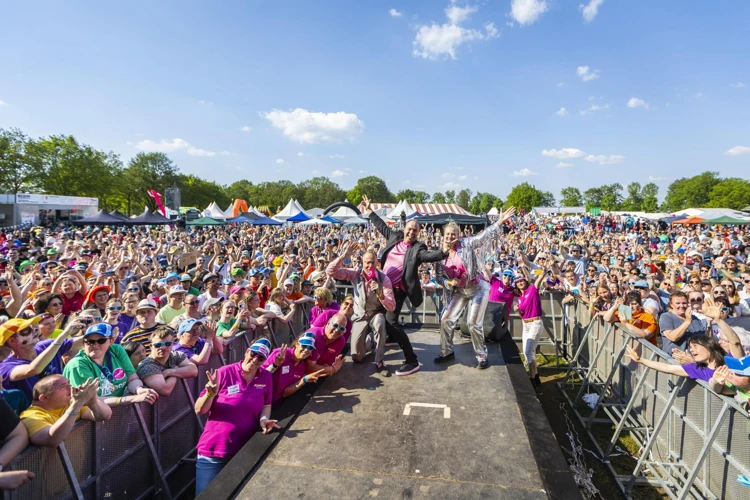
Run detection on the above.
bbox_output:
[311,310,352,342]
[308,326,345,366]
[196,363,273,459]
[262,347,306,406]
[309,302,340,325]
[444,250,469,288]
[517,284,543,319]
[488,276,515,316]
[384,241,410,288]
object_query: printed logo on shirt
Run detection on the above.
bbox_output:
[253,384,267,390]
[113,368,126,381]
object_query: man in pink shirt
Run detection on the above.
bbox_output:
[327,242,396,377]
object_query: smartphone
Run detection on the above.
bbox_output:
[102,270,115,277]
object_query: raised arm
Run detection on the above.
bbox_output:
[362,195,393,241]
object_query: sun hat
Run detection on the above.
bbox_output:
[136,298,159,311]
[0,316,42,346]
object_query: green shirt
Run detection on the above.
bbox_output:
[63,344,136,398]
[156,305,185,325]
[217,318,237,337]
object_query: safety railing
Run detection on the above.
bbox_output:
[559,300,750,499]
[2,334,244,500]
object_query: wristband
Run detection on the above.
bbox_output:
[66,410,78,417]
[303,375,309,384]
[205,391,217,398]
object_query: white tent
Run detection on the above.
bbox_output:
[343,216,370,226]
[274,199,303,220]
[306,207,325,218]
[386,200,417,220]
[298,218,331,226]
[204,202,227,219]
[332,205,360,219]
[487,207,499,216]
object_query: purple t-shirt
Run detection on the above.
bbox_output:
[682,363,715,382]
[308,326,345,367]
[488,276,515,314]
[115,315,136,342]
[0,338,74,402]
[261,347,306,406]
[517,284,543,319]
[196,362,273,459]
[173,337,206,359]
[311,310,352,342]
[309,303,340,325]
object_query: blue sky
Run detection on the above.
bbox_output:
[1,1,749,201]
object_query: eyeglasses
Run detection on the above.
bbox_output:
[127,287,140,292]
[688,298,704,303]
[107,306,123,311]
[185,301,199,306]
[688,280,700,285]
[153,341,174,348]
[329,322,346,333]
[713,291,727,296]
[84,337,109,345]
[49,301,63,307]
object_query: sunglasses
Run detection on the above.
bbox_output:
[299,345,314,352]
[688,298,703,303]
[127,287,140,292]
[153,341,174,348]
[249,351,266,360]
[107,306,123,311]
[49,301,63,307]
[84,337,109,345]
[688,280,700,284]
[185,301,199,305]
[329,322,346,333]
[713,291,727,296]
[721,306,732,313]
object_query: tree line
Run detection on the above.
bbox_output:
[2,128,749,215]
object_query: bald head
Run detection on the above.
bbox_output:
[404,220,420,243]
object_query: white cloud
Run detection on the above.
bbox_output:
[297,152,305,157]
[240,126,252,132]
[329,154,346,159]
[542,148,624,165]
[576,65,600,82]
[331,169,348,177]
[219,151,232,156]
[579,103,609,115]
[627,97,650,109]
[441,172,456,179]
[198,100,213,105]
[358,169,368,174]
[509,0,548,26]
[512,168,538,177]
[412,2,499,60]
[312,169,320,174]
[556,107,568,116]
[648,176,673,182]
[389,8,402,17]
[442,181,461,189]
[585,154,624,165]
[446,4,477,24]
[263,108,364,144]
[730,82,745,88]
[579,0,604,23]
[556,162,574,168]
[0,100,9,106]
[457,175,467,181]
[542,148,587,159]
[725,146,750,156]
[134,138,216,157]
[275,159,286,164]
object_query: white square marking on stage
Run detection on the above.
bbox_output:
[403,403,451,419]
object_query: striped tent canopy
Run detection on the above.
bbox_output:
[369,203,471,215]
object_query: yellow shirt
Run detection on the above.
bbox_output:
[20,405,89,438]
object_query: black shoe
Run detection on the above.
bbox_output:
[395,361,421,376]
[375,362,391,377]
[433,352,455,364]
[477,359,489,370]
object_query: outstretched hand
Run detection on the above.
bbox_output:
[498,206,516,224]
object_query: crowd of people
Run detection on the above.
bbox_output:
[1,204,749,493]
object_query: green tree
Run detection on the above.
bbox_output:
[707,178,750,210]
[176,174,231,210]
[395,189,431,203]
[583,186,603,209]
[297,177,346,208]
[120,152,179,213]
[468,192,502,214]
[663,171,720,212]
[432,192,447,203]
[346,176,394,205]
[540,191,556,207]
[559,187,583,207]
[456,189,472,210]
[224,180,256,204]
[0,128,41,194]
[641,183,659,212]
[505,182,547,212]
[255,181,299,212]
[444,190,456,204]
[26,134,123,210]
[622,182,643,211]
[600,183,623,211]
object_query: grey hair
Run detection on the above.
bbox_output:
[443,221,460,233]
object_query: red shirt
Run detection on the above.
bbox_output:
[62,291,85,315]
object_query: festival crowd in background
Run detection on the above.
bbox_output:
[1,204,750,492]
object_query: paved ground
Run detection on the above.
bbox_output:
[236,328,549,500]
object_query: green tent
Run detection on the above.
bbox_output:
[186,217,226,226]
[704,215,750,225]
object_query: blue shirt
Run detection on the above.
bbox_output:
[0,338,73,402]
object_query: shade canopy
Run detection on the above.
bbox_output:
[704,216,750,225]
[187,217,226,226]
[672,216,705,225]
[129,209,173,225]
[298,218,331,226]
[414,213,488,226]
[109,210,131,222]
[71,210,130,226]
[320,215,341,224]
[287,211,311,222]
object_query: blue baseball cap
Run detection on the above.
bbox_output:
[250,338,272,358]
[83,323,113,338]
[248,268,260,277]
[178,318,202,335]
[165,272,181,281]
[298,336,315,350]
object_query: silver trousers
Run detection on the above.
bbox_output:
[350,313,387,364]
[439,280,489,361]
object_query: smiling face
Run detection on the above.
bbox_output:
[404,220,420,244]
[688,342,710,363]
[443,226,460,247]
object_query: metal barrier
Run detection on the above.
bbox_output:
[2,338,234,500]
[559,300,750,499]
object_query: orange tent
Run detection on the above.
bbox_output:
[672,216,705,225]
[232,199,248,217]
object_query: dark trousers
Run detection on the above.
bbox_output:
[385,288,418,364]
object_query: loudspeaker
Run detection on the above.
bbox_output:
[458,301,507,341]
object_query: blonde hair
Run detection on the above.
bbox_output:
[313,287,333,305]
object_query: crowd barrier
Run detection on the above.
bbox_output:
[560,299,750,499]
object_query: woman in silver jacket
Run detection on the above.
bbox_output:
[435,207,516,369]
